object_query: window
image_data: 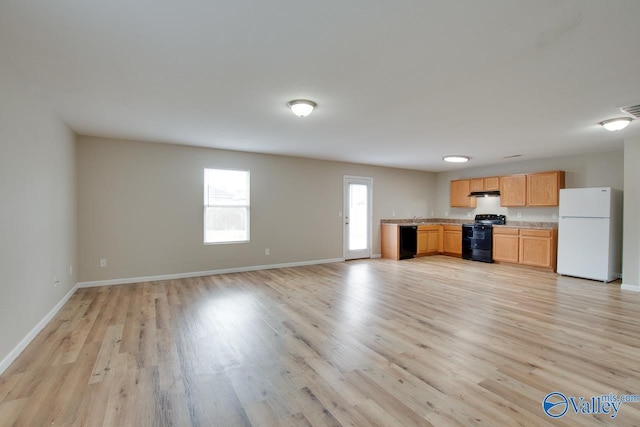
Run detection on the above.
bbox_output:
[204,168,250,244]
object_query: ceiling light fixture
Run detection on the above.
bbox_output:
[287,99,316,117]
[443,155,470,163]
[599,117,633,131]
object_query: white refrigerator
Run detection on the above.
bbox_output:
[557,187,623,282]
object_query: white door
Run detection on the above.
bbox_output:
[344,176,373,260]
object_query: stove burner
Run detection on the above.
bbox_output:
[473,214,506,225]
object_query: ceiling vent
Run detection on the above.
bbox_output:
[621,104,640,119]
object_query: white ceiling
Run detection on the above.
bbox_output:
[2,0,639,171]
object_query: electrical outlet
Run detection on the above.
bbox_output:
[69,265,73,276]
[265,248,270,256]
[444,211,449,217]
[100,258,107,267]
[53,276,60,288]
[466,212,471,218]
[430,211,434,217]
[392,211,396,217]
[517,212,522,219]
[552,213,557,220]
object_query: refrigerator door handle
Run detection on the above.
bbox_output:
[560,216,608,219]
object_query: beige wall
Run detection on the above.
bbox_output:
[623,137,640,289]
[434,150,624,221]
[76,136,436,282]
[0,64,77,364]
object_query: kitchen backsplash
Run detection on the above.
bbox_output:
[445,197,560,222]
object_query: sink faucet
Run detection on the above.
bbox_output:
[412,216,421,224]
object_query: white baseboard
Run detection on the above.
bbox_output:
[0,283,79,375]
[371,253,382,259]
[78,258,345,288]
[621,283,640,292]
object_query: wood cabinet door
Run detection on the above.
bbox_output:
[450,180,476,208]
[470,178,484,192]
[442,226,462,255]
[499,175,527,206]
[519,229,553,268]
[493,233,519,263]
[426,228,441,254]
[484,177,500,191]
[417,230,429,255]
[527,171,565,206]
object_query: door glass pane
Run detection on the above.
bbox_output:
[349,184,368,251]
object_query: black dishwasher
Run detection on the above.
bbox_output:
[399,225,417,259]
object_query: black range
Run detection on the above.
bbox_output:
[462,214,506,263]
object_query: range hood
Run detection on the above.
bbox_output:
[469,190,501,197]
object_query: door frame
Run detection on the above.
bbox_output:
[343,175,373,260]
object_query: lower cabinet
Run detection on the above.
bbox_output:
[442,225,462,256]
[382,223,556,270]
[519,229,557,269]
[492,227,557,270]
[381,224,401,260]
[382,224,458,259]
[492,228,520,263]
[417,225,442,256]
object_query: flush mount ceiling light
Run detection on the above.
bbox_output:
[443,155,470,163]
[287,99,316,117]
[599,117,633,131]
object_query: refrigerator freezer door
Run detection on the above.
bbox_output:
[557,217,611,281]
[559,187,612,218]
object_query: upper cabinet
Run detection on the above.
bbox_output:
[451,171,565,208]
[527,171,565,206]
[499,174,527,207]
[501,171,565,207]
[470,178,484,192]
[450,179,477,208]
[484,176,500,191]
[471,177,499,192]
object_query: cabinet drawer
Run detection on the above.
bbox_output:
[443,225,462,231]
[493,227,519,235]
[418,225,440,231]
[520,229,553,238]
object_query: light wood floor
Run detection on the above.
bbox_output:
[2,256,640,426]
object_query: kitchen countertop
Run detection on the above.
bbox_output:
[380,218,558,229]
[381,218,467,226]
[493,223,557,230]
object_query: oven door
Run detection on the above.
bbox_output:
[462,224,493,262]
[462,224,474,260]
